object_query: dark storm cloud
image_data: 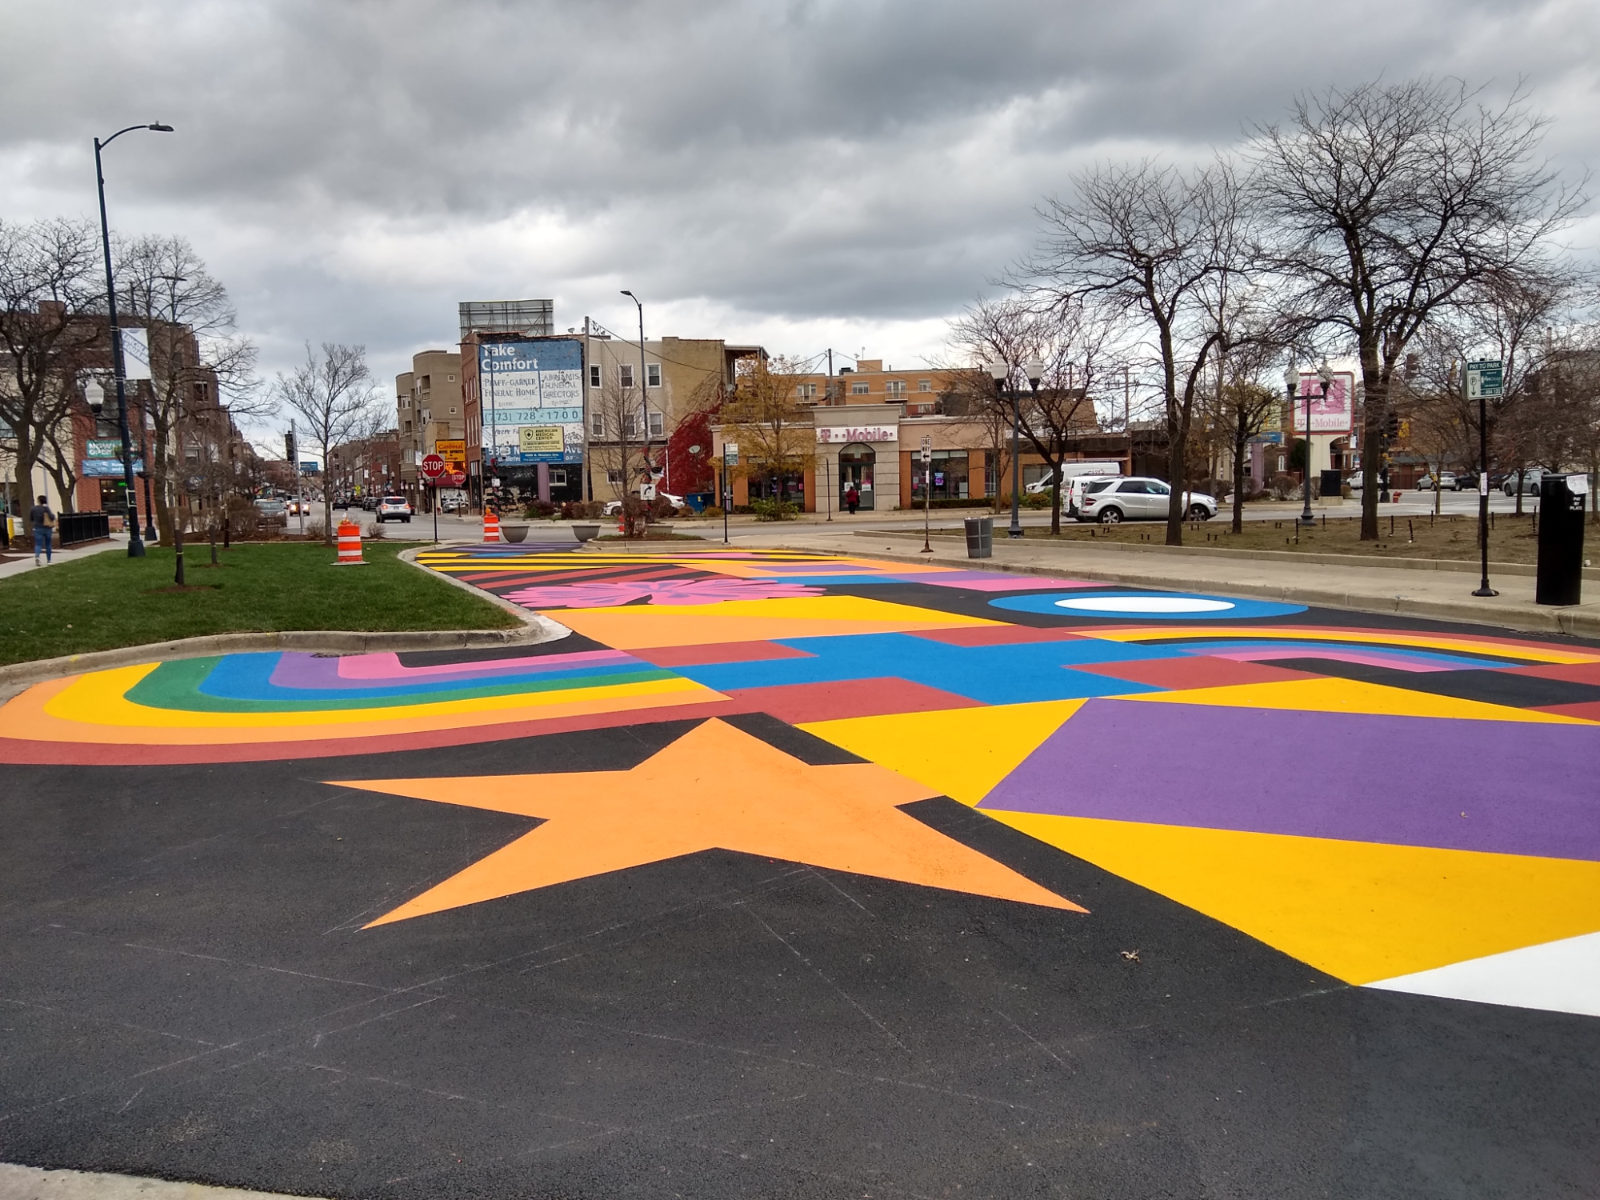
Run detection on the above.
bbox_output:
[2,0,1595,390]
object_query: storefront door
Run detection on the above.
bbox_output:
[837,444,876,511]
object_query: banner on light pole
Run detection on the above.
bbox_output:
[121,328,151,381]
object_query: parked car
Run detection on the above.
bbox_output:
[1077,477,1216,523]
[1503,469,1547,496]
[1345,473,1364,491]
[253,498,288,525]
[376,496,412,523]
[439,493,466,513]
[1417,472,1461,491]
[361,495,379,511]
[1066,474,1121,517]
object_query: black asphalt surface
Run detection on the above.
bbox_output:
[2,593,1599,1198]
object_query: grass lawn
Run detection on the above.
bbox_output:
[0,541,520,667]
[1006,508,1586,566]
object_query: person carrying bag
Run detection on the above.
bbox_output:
[28,494,56,566]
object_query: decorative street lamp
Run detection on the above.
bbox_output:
[1285,360,1332,526]
[94,121,173,557]
[987,361,1024,539]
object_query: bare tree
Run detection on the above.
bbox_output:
[1021,158,1260,544]
[948,295,1118,532]
[116,235,259,541]
[1252,77,1586,539]
[275,343,378,542]
[0,218,102,512]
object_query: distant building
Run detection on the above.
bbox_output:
[395,350,465,509]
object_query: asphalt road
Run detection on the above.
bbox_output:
[2,546,1596,1199]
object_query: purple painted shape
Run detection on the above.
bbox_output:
[267,648,636,689]
[979,698,1600,862]
[915,572,1109,593]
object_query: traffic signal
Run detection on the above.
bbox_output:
[285,429,296,463]
[1385,413,1400,444]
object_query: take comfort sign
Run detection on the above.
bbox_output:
[817,426,896,444]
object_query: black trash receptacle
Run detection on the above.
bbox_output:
[1536,474,1585,606]
[964,516,993,559]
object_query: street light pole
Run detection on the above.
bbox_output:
[94,121,173,557]
[1471,362,1498,597]
[987,361,1023,538]
[621,290,651,535]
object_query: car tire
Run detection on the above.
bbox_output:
[1099,507,1123,525]
[1187,504,1210,520]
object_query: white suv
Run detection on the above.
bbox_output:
[376,496,412,523]
[1066,475,1121,517]
[1077,477,1217,524]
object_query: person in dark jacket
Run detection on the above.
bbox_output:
[29,495,54,565]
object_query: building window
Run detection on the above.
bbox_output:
[590,412,606,438]
[447,374,456,382]
[589,365,602,388]
[549,468,567,486]
[620,364,635,389]
[648,409,665,438]
[918,380,931,392]
[796,383,817,398]
[624,411,643,439]
[886,380,906,396]
[851,381,869,395]
[646,363,661,388]
[607,469,624,486]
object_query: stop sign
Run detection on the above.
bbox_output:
[445,470,467,488]
[420,453,447,481]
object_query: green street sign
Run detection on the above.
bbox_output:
[1466,359,1503,399]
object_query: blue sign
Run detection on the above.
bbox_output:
[82,457,144,477]
[300,461,320,474]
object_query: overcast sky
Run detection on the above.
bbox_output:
[4,0,1598,438]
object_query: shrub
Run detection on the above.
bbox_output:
[1020,492,1052,509]
[1268,472,1300,501]
[751,498,801,521]
[522,500,558,519]
[649,496,678,519]
[700,504,724,519]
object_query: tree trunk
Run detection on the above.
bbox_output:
[1231,422,1247,534]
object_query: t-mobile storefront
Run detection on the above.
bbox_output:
[814,408,900,515]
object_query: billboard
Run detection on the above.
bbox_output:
[82,457,143,477]
[1289,371,1356,435]
[121,328,151,381]
[479,337,584,464]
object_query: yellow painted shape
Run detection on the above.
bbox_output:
[15,665,718,740]
[552,594,1002,649]
[800,700,1087,807]
[992,812,1600,983]
[1091,624,1600,665]
[1126,676,1587,724]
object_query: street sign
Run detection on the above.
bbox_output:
[1467,359,1504,399]
[920,434,932,465]
[724,442,738,467]
[420,452,447,482]
[445,470,467,488]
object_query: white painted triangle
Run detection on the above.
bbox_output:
[1365,931,1600,1019]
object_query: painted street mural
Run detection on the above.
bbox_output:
[5,546,1597,1020]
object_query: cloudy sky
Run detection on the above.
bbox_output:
[4,0,1598,435]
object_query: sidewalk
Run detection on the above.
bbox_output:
[0,532,130,580]
[732,523,1600,639]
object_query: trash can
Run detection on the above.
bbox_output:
[1536,474,1585,606]
[964,516,993,559]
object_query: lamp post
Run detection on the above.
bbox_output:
[94,121,172,557]
[1024,356,1044,520]
[987,361,1023,538]
[621,290,651,535]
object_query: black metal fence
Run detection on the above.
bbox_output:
[58,511,111,547]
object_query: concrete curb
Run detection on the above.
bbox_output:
[0,541,565,696]
[0,1162,320,1199]
[772,537,1600,640]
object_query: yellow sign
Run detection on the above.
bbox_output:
[520,426,564,454]
[435,439,467,472]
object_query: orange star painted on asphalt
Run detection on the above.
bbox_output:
[332,718,1082,926]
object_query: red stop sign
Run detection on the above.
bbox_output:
[445,470,467,488]
[420,453,447,481]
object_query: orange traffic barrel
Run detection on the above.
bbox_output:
[483,510,502,543]
[335,520,364,565]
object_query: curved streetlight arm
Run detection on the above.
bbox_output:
[94,120,173,558]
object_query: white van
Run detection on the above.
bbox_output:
[1024,461,1124,496]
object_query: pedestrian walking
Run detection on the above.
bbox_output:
[845,484,859,515]
[29,494,55,565]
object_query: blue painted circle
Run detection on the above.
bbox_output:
[989,590,1306,620]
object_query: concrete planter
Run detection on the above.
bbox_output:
[500,524,529,543]
[572,523,601,543]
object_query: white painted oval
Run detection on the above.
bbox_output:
[1052,595,1235,614]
